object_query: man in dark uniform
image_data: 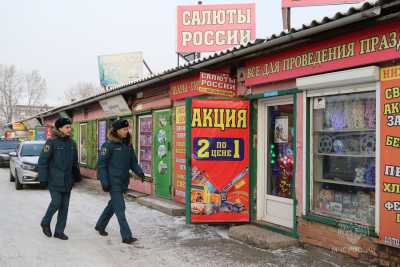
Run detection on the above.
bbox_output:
[39,118,81,240]
[95,119,145,244]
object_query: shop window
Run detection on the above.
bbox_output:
[311,92,376,226]
[97,120,107,152]
[138,115,152,177]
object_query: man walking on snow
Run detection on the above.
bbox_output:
[39,117,81,240]
[95,119,145,244]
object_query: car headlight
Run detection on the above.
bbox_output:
[21,163,36,170]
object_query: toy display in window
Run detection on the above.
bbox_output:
[269,106,294,198]
[139,116,152,176]
[270,143,294,198]
[312,92,377,226]
[155,115,169,175]
[317,187,375,225]
[323,96,376,130]
[277,147,294,198]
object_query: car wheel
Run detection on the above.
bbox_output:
[9,169,15,182]
[15,171,23,190]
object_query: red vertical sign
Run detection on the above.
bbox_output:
[380,66,400,248]
[190,100,250,223]
[175,105,186,204]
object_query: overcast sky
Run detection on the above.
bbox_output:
[0,0,359,106]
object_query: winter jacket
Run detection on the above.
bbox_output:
[97,130,144,192]
[38,129,81,192]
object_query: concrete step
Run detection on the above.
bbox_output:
[229,224,298,250]
[136,196,185,216]
[126,190,148,199]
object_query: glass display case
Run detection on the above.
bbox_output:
[138,115,153,177]
[311,92,376,226]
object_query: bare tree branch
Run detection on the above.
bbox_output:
[0,64,24,123]
[24,70,47,110]
[0,65,48,124]
[64,82,98,103]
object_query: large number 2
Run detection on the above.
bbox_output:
[197,139,210,159]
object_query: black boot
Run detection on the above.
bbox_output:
[41,224,52,238]
[54,232,69,240]
[94,226,108,236]
[122,237,138,244]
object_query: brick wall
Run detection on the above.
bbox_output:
[80,167,97,179]
[298,218,400,266]
[129,179,153,195]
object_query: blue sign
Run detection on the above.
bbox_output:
[193,137,244,161]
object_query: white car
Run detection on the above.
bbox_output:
[9,141,45,190]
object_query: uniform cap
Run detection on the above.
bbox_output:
[112,119,129,131]
[55,117,71,130]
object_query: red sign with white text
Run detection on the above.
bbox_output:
[170,72,237,100]
[282,0,363,7]
[190,100,250,223]
[199,72,237,97]
[245,21,400,86]
[177,3,256,52]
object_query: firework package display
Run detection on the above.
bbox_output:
[189,100,250,223]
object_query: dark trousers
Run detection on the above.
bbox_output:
[41,190,71,234]
[95,191,132,240]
